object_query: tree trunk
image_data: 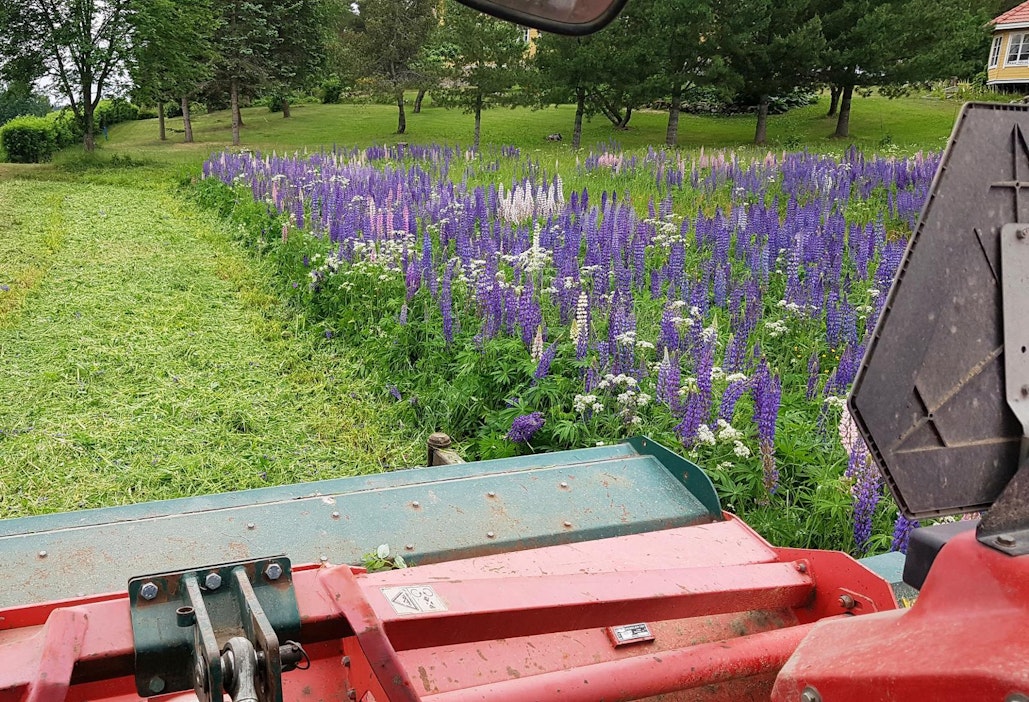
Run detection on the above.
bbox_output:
[396,91,406,134]
[754,96,769,145]
[834,84,854,138]
[827,85,842,117]
[282,98,291,118]
[619,106,632,129]
[665,81,682,147]
[83,101,96,152]
[590,92,621,126]
[414,88,426,113]
[473,93,482,152]
[572,87,585,149]
[182,97,194,143]
[158,103,166,141]
[231,78,241,146]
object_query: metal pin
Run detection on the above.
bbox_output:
[998,534,1017,547]
[487,491,496,497]
[331,511,340,519]
[247,522,256,530]
[839,594,856,609]
[38,550,47,558]
[486,531,496,539]
[411,501,420,508]
[405,544,414,550]
[560,482,568,488]
[795,562,808,573]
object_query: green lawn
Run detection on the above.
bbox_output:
[93,92,961,173]
[0,179,419,518]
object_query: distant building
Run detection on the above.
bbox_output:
[988,1,1029,91]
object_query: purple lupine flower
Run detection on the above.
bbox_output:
[890,513,919,554]
[534,342,558,380]
[752,360,782,493]
[806,351,820,400]
[507,412,545,443]
[387,385,402,401]
[656,351,682,411]
[719,379,749,424]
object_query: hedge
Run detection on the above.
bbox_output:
[0,115,57,163]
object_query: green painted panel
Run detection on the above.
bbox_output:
[0,440,721,608]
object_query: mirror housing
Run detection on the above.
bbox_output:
[454,0,628,35]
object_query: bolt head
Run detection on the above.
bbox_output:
[487,491,496,497]
[839,594,856,609]
[247,522,255,530]
[800,686,822,702]
[140,582,159,601]
[998,534,1017,547]
[560,482,568,488]
[486,531,496,539]
[331,511,340,519]
[149,676,166,694]
[265,563,283,581]
[563,521,572,527]
[405,544,414,550]
[411,500,420,508]
[204,572,222,590]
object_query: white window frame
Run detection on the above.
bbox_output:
[990,36,1003,68]
[1006,32,1029,66]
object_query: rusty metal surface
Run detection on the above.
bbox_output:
[850,102,1029,519]
[0,440,718,608]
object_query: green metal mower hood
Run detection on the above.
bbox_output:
[0,437,721,608]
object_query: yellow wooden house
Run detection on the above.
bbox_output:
[988,1,1029,89]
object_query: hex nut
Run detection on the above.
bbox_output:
[265,563,283,581]
[204,572,223,590]
[140,582,159,601]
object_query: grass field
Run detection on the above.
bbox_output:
[0,179,419,518]
[0,92,961,520]
[90,92,962,170]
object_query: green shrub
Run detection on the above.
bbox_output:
[1,115,57,162]
[94,98,139,127]
[45,110,82,148]
[320,76,345,104]
[165,101,206,118]
[136,105,159,120]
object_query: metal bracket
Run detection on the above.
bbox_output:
[979,224,1029,554]
[129,556,302,702]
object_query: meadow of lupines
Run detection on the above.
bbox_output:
[199,143,939,556]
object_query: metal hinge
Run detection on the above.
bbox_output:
[129,556,305,702]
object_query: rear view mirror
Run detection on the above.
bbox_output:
[454,0,628,35]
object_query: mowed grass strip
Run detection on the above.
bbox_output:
[0,180,417,518]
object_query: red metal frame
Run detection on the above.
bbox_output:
[0,516,896,702]
[772,530,1029,701]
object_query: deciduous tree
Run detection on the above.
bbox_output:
[0,0,133,151]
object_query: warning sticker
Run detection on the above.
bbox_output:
[607,622,655,647]
[380,585,447,615]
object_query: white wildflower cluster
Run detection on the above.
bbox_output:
[715,419,741,441]
[824,395,848,409]
[776,299,804,314]
[764,319,789,338]
[725,372,747,383]
[868,288,881,298]
[573,394,604,414]
[496,179,565,223]
[518,222,552,275]
[678,376,699,396]
[597,373,638,390]
[733,441,751,458]
[644,215,686,246]
[614,330,656,351]
[701,325,718,342]
[696,424,717,446]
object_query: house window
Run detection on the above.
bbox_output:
[1007,33,1029,65]
[990,36,1003,68]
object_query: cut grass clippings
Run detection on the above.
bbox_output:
[0,179,419,518]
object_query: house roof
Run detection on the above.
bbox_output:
[994,1,1029,28]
